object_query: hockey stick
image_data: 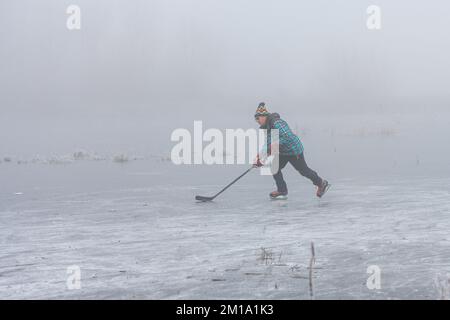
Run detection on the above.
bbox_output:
[195,166,254,202]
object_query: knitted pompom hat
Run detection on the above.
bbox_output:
[254,102,270,118]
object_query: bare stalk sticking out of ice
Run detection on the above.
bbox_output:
[309,242,316,300]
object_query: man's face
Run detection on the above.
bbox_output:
[255,115,267,126]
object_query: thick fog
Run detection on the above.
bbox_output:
[3,1,450,300]
[1,0,449,175]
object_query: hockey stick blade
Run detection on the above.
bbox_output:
[195,167,254,202]
[195,195,214,202]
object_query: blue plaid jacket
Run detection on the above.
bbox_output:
[265,114,304,156]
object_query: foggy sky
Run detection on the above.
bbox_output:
[1,0,449,155]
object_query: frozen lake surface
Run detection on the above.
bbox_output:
[1,160,450,299]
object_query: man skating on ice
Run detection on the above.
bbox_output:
[254,102,329,200]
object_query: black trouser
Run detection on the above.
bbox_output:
[273,153,322,193]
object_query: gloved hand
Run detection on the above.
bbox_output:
[253,155,275,167]
[253,155,263,167]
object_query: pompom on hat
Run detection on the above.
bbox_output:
[254,102,270,118]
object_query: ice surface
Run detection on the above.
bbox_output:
[1,160,449,299]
